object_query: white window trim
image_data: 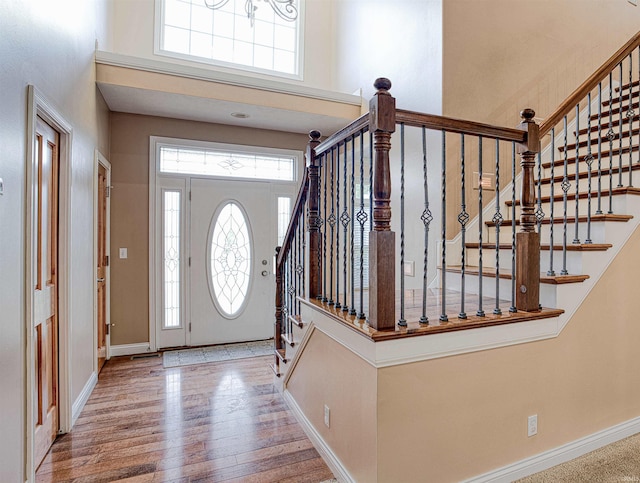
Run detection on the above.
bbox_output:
[154,0,305,81]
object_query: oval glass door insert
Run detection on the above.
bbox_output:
[209,201,252,317]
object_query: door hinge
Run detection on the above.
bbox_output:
[189,191,192,201]
[106,323,110,335]
[189,322,192,332]
[106,185,111,198]
[188,256,191,267]
[105,255,109,267]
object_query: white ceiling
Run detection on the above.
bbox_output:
[97,82,359,136]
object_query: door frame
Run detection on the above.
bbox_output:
[94,151,112,365]
[25,86,73,478]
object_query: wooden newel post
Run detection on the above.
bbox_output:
[368,78,396,331]
[516,108,541,311]
[274,246,283,351]
[306,130,322,299]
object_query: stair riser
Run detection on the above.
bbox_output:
[465,248,585,276]
[510,194,633,220]
[559,130,639,155]
[538,169,640,197]
[485,221,612,244]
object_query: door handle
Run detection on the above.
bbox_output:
[97,278,105,283]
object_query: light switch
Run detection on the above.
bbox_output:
[0,177,4,195]
[119,247,128,259]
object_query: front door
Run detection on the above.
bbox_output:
[189,178,275,346]
[33,117,59,468]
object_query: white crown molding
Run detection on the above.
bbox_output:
[95,51,362,106]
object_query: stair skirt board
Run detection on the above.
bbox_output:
[465,416,640,483]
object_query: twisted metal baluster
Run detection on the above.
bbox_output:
[421,126,432,324]
[440,130,448,322]
[596,83,603,215]
[458,134,468,319]
[328,148,336,305]
[296,215,302,315]
[619,63,624,188]
[493,138,502,315]
[535,152,545,233]
[335,142,341,309]
[398,124,407,326]
[509,142,517,313]
[477,137,485,317]
[561,116,570,274]
[357,133,366,319]
[340,140,349,312]
[629,54,635,187]
[585,93,594,244]
[322,153,328,301]
[573,104,581,244]
[302,209,306,311]
[607,73,615,214]
[349,135,356,316]
[548,128,556,276]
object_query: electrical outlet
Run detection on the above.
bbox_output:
[324,405,330,428]
[528,414,538,437]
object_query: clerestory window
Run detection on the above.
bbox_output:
[156,0,302,77]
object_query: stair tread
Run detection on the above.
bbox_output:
[465,242,612,251]
[540,158,640,182]
[614,80,640,93]
[275,348,287,363]
[280,333,295,347]
[485,213,632,227]
[505,186,640,206]
[542,144,639,169]
[590,99,639,120]
[446,265,590,284]
[559,127,640,152]
[575,114,634,136]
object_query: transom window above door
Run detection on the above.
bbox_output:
[156,0,303,77]
[157,140,298,182]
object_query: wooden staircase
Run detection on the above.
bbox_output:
[445,80,640,315]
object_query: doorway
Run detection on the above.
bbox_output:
[96,153,111,372]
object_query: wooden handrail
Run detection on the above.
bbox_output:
[276,166,309,268]
[396,109,527,143]
[539,30,640,136]
[315,113,370,156]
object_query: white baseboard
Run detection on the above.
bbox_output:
[71,371,98,426]
[283,390,354,483]
[109,342,151,357]
[467,416,640,482]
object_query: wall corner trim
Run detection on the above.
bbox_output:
[465,416,640,482]
[282,390,355,483]
[71,372,98,427]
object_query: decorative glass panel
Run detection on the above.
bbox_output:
[160,145,295,181]
[210,202,251,317]
[159,0,300,76]
[277,196,291,246]
[163,191,181,328]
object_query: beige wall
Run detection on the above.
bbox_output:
[442,1,640,237]
[377,224,640,482]
[287,225,640,482]
[109,113,309,345]
[0,0,110,480]
[286,328,378,482]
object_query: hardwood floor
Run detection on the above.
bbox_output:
[36,355,334,482]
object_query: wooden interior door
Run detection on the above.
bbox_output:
[97,162,108,372]
[33,117,60,468]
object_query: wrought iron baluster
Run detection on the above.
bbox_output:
[548,128,556,276]
[302,209,306,311]
[458,133,468,319]
[321,153,328,301]
[573,104,581,244]
[421,126,432,324]
[629,54,635,187]
[607,73,615,214]
[335,142,341,309]
[596,83,603,215]
[399,123,407,327]
[585,93,594,244]
[477,137,485,317]
[357,133,366,319]
[349,135,356,316]
[619,63,624,188]
[536,152,544,233]
[493,138,502,315]
[340,140,349,312]
[440,130,448,322]
[561,116,570,274]
[510,142,517,313]
[328,148,336,305]
[296,215,301,315]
